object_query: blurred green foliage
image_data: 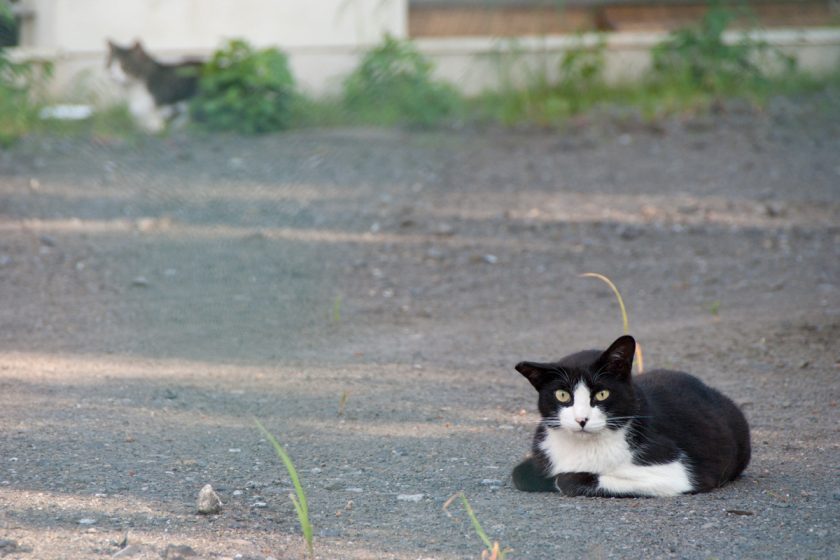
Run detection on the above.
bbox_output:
[1,5,837,143]
[477,35,609,125]
[341,34,461,127]
[476,5,820,125]
[651,6,795,96]
[191,39,296,133]
[0,50,51,146]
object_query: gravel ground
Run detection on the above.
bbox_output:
[0,96,839,559]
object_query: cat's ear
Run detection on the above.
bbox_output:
[132,40,143,52]
[515,361,556,391]
[598,335,636,380]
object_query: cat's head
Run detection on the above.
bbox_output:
[106,39,154,82]
[516,335,638,435]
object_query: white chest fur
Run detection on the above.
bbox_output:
[538,426,694,497]
[539,425,634,474]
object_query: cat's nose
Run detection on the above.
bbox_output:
[576,418,588,428]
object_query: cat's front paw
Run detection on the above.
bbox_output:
[554,472,599,496]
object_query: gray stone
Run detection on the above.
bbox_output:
[196,484,222,514]
[397,493,424,502]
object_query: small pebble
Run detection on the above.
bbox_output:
[397,494,424,502]
[319,528,341,538]
[196,484,222,514]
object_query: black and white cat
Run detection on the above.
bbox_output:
[106,39,203,132]
[513,335,750,497]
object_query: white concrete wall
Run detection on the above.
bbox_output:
[22,0,406,50]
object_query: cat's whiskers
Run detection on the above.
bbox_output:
[619,424,657,448]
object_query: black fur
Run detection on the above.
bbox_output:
[513,335,751,497]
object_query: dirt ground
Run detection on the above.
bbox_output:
[1,95,839,560]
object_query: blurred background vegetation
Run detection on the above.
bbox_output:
[1,0,838,145]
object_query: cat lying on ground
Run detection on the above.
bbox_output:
[106,39,203,132]
[513,335,750,497]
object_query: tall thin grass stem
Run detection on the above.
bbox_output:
[443,492,507,559]
[580,272,645,373]
[253,418,314,558]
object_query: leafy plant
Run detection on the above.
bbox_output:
[191,39,296,134]
[650,5,794,96]
[444,492,509,559]
[555,35,607,108]
[0,8,51,147]
[254,418,314,558]
[342,34,461,127]
[580,272,645,373]
[477,35,608,125]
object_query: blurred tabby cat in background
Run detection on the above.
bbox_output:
[106,39,203,132]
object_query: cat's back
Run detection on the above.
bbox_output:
[635,369,751,491]
[636,369,717,402]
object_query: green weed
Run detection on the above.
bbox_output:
[342,34,462,127]
[473,4,825,126]
[254,418,314,558]
[0,42,51,146]
[192,39,296,133]
[444,492,509,559]
[650,5,794,99]
[338,390,349,417]
[332,294,342,323]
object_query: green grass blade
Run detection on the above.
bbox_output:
[290,493,313,555]
[459,494,494,551]
[332,294,342,323]
[254,418,313,557]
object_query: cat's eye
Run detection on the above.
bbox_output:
[594,390,610,401]
[555,390,571,403]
